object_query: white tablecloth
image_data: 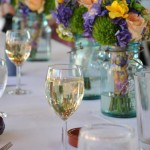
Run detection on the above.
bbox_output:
[0,33,138,150]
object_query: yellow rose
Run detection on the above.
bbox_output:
[106,0,129,19]
[25,0,45,13]
[126,12,147,41]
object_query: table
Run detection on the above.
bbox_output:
[0,32,138,150]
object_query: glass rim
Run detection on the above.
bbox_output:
[48,64,83,71]
[6,29,31,33]
[79,123,135,140]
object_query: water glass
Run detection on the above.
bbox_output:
[134,68,150,150]
[78,123,135,150]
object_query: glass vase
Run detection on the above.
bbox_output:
[70,35,101,100]
[100,42,143,118]
[12,12,52,61]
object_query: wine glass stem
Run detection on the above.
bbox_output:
[16,65,21,90]
[62,120,67,150]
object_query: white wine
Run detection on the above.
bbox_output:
[5,41,31,65]
[45,77,84,120]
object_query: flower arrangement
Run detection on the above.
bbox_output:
[53,0,150,47]
[53,0,150,118]
[0,0,55,61]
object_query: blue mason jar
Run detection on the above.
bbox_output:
[70,34,101,100]
[100,42,143,118]
[12,12,52,61]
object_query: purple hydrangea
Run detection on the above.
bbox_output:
[112,18,128,30]
[83,11,96,37]
[83,0,102,37]
[18,2,31,15]
[115,29,131,47]
[99,9,108,16]
[52,1,76,28]
[112,18,132,47]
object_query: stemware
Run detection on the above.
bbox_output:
[134,68,150,150]
[45,64,84,150]
[5,29,31,95]
[0,58,8,117]
[78,123,135,150]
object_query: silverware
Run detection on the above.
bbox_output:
[0,142,13,150]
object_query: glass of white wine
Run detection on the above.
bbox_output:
[45,64,84,150]
[0,58,8,117]
[5,29,31,95]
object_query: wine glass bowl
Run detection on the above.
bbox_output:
[45,64,84,150]
[5,29,31,95]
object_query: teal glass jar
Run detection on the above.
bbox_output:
[100,42,143,118]
[12,12,52,61]
[70,35,101,100]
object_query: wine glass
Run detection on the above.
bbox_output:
[78,123,135,150]
[5,29,31,95]
[0,58,8,117]
[45,64,84,150]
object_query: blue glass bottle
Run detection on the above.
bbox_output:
[100,42,143,118]
[70,34,101,100]
[12,12,52,61]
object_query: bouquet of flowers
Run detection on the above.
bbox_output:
[53,0,150,117]
[53,0,150,46]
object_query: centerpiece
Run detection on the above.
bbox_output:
[52,0,150,117]
[7,0,55,61]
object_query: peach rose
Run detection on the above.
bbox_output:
[126,12,147,41]
[25,0,45,13]
[78,0,98,9]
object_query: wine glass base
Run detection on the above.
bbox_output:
[0,112,7,118]
[7,88,31,95]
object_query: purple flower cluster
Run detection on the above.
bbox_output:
[83,0,102,37]
[18,2,31,15]
[112,18,131,47]
[52,3,74,28]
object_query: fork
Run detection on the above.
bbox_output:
[0,142,13,150]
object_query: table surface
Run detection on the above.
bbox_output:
[0,32,138,150]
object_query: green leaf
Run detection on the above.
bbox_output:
[10,0,17,7]
[133,2,145,12]
[44,0,56,15]
[129,0,135,7]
